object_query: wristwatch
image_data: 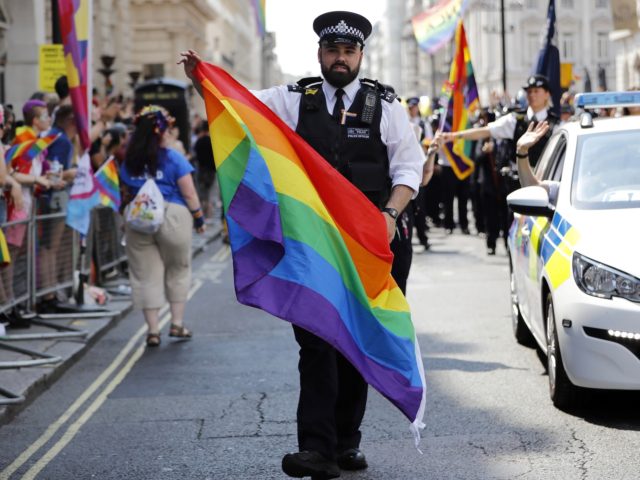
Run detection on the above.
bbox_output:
[382,207,399,220]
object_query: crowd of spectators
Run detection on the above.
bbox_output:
[0,76,220,328]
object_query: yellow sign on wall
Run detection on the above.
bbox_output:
[39,45,67,93]
[560,63,573,89]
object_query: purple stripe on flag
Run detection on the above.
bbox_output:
[234,250,423,420]
[228,181,283,244]
[232,237,284,292]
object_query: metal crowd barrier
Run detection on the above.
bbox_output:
[90,206,128,286]
[0,188,129,405]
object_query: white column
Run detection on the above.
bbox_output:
[5,0,45,117]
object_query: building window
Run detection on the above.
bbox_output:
[595,0,607,7]
[560,0,574,7]
[561,32,575,61]
[596,32,609,60]
[143,63,164,80]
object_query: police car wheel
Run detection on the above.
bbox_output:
[510,262,534,347]
[545,293,578,410]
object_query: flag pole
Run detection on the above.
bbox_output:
[500,0,507,93]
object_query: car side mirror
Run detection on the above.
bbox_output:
[507,186,555,218]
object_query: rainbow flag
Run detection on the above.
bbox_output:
[250,0,266,37]
[58,0,91,150]
[94,157,120,210]
[194,62,426,441]
[5,133,60,165]
[441,21,479,180]
[411,0,468,54]
[12,126,37,145]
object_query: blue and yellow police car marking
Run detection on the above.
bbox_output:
[516,212,580,290]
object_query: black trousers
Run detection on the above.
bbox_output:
[442,166,470,231]
[412,188,429,247]
[293,325,368,460]
[390,208,414,295]
[482,191,508,250]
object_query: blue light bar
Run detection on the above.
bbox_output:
[575,92,640,109]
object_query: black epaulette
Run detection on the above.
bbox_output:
[287,76,323,93]
[359,78,396,103]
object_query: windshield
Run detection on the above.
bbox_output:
[572,130,640,210]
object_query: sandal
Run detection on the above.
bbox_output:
[169,324,192,339]
[146,332,161,347]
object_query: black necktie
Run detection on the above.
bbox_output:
[333,88,345,123]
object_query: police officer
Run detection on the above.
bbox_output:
[181,10,423,480]
[441,74,559,168]
[406,96,433,250]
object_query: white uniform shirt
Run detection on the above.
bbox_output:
[488,106,551,140]
[252,77,423,194]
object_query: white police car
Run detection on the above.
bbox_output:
[507,92,640,409]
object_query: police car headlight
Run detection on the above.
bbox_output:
[573,252,640,303]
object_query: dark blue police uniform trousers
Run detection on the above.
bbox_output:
[292,325,368,460]
[390,206,414,295]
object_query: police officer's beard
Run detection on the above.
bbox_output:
[321,60,361,88]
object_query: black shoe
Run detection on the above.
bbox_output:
[487,247,496,256]
[336,448,368,471]
[282,451,340,479]
[461,227,471,235]
[445,228,454,235]
[37,298,60,314]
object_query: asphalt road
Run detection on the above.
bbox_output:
[1,227,640,479]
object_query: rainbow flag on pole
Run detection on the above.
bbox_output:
[94,157,121,210]
[441,21,479,180]
[5,133,60,165]
[411,0,468,54]
[194,62,426,441]
[250,0,266,37]
[58,0,91,150]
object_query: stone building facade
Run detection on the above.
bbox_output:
[1,0,280,117]
[363,0,617,105]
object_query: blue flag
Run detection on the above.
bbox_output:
[533,0,561,116]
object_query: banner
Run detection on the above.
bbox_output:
[411,0,469,54]
[66,152,101,235]
[250,0,266,37]
[533,0,561,117]
[441,21,479,180]
[58,0,92,150]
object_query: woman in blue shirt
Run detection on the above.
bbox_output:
[121,105,206,347]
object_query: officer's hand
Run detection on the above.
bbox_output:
[383,212,396,243]
[516,121,549,155]
[178,50,202,80]
[441,131,456,144]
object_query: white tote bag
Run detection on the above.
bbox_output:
[125,178,165,234]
